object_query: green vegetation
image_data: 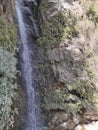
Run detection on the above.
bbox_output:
[38,13,65,48]
[88,5,98,24]
[43,86,68,110]
[0,47,18,130]
[68,80,94,103]
[0,12,18,129]
[39,0,49,14]
[43,79,94,113]
[39,1,95,113]
[0,17,17,51]
[38,1,78,48]
[38,12,78,48]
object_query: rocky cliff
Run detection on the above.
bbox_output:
[1,0,98,130]
[36,0,98,129]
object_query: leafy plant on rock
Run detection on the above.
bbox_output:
[0,17,17,51]
[0,47,18,130]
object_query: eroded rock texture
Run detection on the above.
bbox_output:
[36,0,98,129]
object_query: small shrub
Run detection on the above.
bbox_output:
[88,5,98,24]
[67,80,94,108]
[0,47,18,130]
[38,14,65,48]
[37,12,78,48]
[0,17,17,51]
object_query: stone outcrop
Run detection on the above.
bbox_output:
[0,0,15,22]
[1,0,98,129]
[37,0,98,129]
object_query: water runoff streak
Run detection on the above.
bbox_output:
[16,0,42,129]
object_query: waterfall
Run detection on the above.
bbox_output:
[16,0,43,129]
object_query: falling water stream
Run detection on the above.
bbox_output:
[16,0,42,129]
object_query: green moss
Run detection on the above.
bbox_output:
[42,86,68,110]
[38,1,78,48]
[39,0,49,14]
[76,80,92,102]
[0,47,18,130]
[38,12,78,48]
[0,9,18,129]
[88,6,98,24]
[43,79,94,113]
[69,80,94,111]
[0,16,17,51]
[37,13,64,48]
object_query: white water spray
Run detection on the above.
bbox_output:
[16,0,42,129]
